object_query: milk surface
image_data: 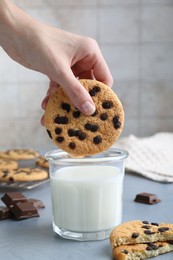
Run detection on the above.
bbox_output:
[50,165,123,232]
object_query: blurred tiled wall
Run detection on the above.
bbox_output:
[0,0,173,149]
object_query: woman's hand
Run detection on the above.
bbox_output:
[0,0,113,117]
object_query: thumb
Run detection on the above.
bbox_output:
[56,70,96,116]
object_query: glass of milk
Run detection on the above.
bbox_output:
[45,148,128,241]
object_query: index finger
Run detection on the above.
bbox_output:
[92,50,113,87]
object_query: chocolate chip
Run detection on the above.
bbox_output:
[142,225,150,229]
[26,171,32,175]
[142,221,150,224]
[73,110,81,118]
[69,142,76,149]
[100,113,108,121]
[68,129,86,140]
[89,89,97,96]
[158,227,169,232]
[75,130,87,140]
[55,127,62,135]
[85,123,91,130]
[131,233,139,238]
[56,136,64,143]
[146,243,159,251]
[68,129,76,137]
[144,230,155,235]
[2,170,9,178]
[89,86,101,96]
[85,123,99,132]
[47,129,52,139]
[90,125,98,132]
[121,249,128,255]
[151,222,159,226]
[93,136,102,144]
[102,101,113,109]
[113,116,121,129]
[54,116,68,124]
[93,86,101,93]
[61,102,71,113]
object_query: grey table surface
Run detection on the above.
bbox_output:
[0,171,173,260]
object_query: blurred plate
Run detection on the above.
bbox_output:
[0,178,49,190]
[0,155,50,190]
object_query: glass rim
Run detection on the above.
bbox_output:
[45,147,128,163]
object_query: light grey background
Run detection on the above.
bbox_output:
[0,0,173,149]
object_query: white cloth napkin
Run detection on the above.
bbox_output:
[114,132,173,182]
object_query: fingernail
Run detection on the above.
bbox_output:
[81,101,95,115]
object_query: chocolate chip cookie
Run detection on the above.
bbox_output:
[35,156,49,169]
[0,159,18,170]
[44,79,124,156]
[0,168,48,182]
[0,149,40,160]
[110,220,173,247]
[113,241,173,260]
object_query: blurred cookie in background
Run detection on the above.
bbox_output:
[0,149,40,160]
[0,158,18,170]
[35,156,49,169]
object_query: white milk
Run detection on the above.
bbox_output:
[50,165,123,232]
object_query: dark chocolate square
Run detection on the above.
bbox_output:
[134,192,161,205]
[1,192,27,208]
[10,202,39,219]
[0,206,11,220]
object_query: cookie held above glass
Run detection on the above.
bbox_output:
[44,79,124,156]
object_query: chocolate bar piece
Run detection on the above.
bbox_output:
[10,202,39,219]
[28,198,45,209]
[0,206,11,220]
[1,192,27,208]
[134,192,161,205]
